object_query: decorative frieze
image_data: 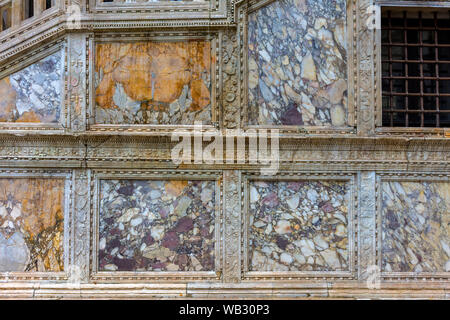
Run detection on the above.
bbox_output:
[223,170,241,283]
[67,34,88,132]
[247,0,348,127]
[89,170,222,282]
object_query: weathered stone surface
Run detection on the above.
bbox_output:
[95,41,213,125]
[0,0,448,300]
[249,180,349,271]
[382,181,450,273]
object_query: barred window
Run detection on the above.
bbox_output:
[381,9,450,127]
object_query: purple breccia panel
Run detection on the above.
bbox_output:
[98,179,216,272]
[249,180,350,272]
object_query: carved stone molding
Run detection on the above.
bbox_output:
[223,170,241,283]
[221,29,240,129]
[357,0,375,136]
[358,171,376,280]
[67,34,88,133]
[70,169,90,283]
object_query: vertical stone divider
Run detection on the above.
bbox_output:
[223,170,242,283]
[11,0,22,27]
[222,29,240,130]
[70,169,91,284]
[358,172,377,283]
[67,33,87,132]
[357,0,376,136]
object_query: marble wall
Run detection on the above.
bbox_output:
[98,179,216,272]
[382,181,450,273]
[0,51,63,123]
[0,178,65,272]
[248,0,347,126]
[95,41,213,125]
[248,180,350,272]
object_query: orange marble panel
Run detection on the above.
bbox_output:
[95,41,213,124]
[0,178,65,272]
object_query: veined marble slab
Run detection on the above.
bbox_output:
[249,180,349,272]
[95,41,213,125]
[0,178,65,272]
[248,0,347,126]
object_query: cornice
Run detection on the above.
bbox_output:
[0,133,449,150]
[0,281,448,299]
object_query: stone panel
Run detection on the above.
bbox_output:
[0,178,65,272]
[248,0,347,126]
[0,51,63,123]
[98,179,216,272]
[94,41,213,125]
[248,180,350,271]
[381,181,450,273]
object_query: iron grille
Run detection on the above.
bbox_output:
[381,10,450,127]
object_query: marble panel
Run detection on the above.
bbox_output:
[249,180,349,271]
[381,181,450,273]
[248,0,347,126]
[0,178,65,272]
[0,51,63,123]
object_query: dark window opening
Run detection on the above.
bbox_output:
[46,0,52,10]
[381,10,450,127]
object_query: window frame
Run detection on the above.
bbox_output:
[375,0,450,134]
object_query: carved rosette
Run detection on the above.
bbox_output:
[222,30,240,129]
[67,34,87,132]
[357,0,375,135]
